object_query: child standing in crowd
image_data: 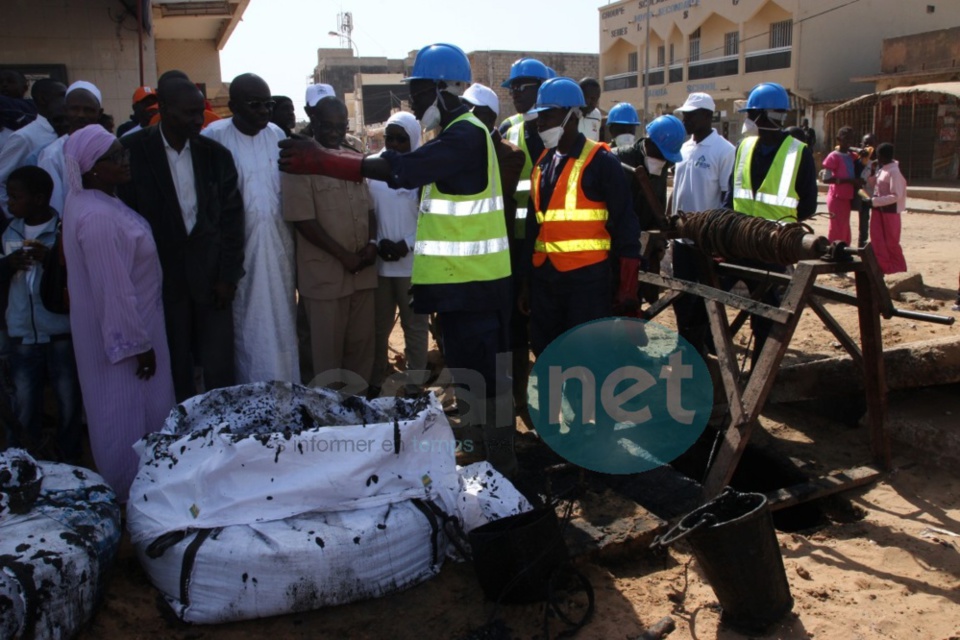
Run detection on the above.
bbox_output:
[0,166,82,462]
[868,142,908,275]
[821,126,862,245]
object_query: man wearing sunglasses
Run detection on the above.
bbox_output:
[279,43,517,477]
[202,73,299,386]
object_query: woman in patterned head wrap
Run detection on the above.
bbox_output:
[63,124,175,502]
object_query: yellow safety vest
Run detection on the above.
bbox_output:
[732,136,805,222]
[412,112,512,285]
[505,119,534,240]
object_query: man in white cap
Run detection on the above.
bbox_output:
[0,78,66,217]
[202,73,299,385]
[462,83,530,417]
[671,91,736,355]
[38,81,104,214]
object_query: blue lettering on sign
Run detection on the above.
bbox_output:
[686,82,716,92]
[527,319,713,474]
[647,87,668,97]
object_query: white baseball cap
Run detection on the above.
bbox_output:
[462,83,500,117]
[305,83,336,108]
[675,92,716,113]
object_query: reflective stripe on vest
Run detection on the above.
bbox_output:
[412,112,511,285]
[732,136,804,222]
[505,119,535,240]
[530,139,611,272]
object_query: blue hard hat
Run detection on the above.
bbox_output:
[529,77,586,113]
[739,82,790,111]
[646,115,685,163]
[608,103,640,126]
[546,67,558,79]
[500,57,550,88]
[404,43,471,84]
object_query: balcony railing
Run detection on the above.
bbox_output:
[745,46,792,73]
[643,67,665,87]
[603,71,638,92]
[687,54,739,80]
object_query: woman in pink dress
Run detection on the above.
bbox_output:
[63,124,175,502]
[821,126,862,245]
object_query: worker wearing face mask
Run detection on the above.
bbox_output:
[725,82,818,222]
[607,103,640,149]
[723,82,818,370]
[613,114,684,304]
[279,43,516,476]
[517,77,639,358]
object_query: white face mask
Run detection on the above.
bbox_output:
[420,99,441,133]
[644,156,666,176]
[614,133,636,148]
[540,126,563,149]
[741,117,759,137]
[539,109,575,150]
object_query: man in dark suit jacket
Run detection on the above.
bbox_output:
[120,77,244,402]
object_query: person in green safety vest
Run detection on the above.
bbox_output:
[279,43,518,477]
[723,82,818,368]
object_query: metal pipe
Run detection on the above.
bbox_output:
[890,308,955,326]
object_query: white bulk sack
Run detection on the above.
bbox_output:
[127,382,461,546]
[127,383,531,624]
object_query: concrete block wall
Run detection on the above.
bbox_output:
[0,0,157,126]
[156,39,225,101]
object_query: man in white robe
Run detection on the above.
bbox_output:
[202,73,299,383]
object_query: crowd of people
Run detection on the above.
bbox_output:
[0,43,921,501]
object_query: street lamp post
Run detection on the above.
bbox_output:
[328,31,364,135]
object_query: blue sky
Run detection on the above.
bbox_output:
[220,0,605,119]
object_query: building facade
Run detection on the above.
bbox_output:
[597,0,960,147]
[1,0,247,122]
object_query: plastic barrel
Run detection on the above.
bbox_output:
[468,507,569,604]
[658,489,793,634]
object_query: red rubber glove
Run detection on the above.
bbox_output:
[615,257,641,316]
[278,138,363,182]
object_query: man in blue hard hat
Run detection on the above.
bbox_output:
[607,103,640,149]
[278,43,517,476]
[518,77,640,354]
[497,57,551,424]
[723,82,817,367]
[614,114,685,302]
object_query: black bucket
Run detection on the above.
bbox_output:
[654,489,794,634]
[468,507,569,604]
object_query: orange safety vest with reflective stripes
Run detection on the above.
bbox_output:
[531,139,611,272]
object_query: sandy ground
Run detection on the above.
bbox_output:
[77,199,960,640]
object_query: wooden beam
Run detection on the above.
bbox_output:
[703,262,818,498]
[643,289,682,320]
[807,297,864,367]
[705,299,747,426]
[636,272,791,323]
[765,464,885,511]
[856,267,892,470]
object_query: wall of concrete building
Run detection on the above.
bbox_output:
[468,51,599,121]
[156,39,225,101]
[795,0,960,103]
[880,26,960,77]
[0,0,157,125]
[598,0,960,145]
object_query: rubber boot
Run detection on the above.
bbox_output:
[483,394,517,478]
